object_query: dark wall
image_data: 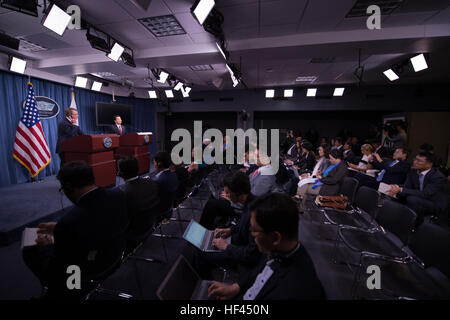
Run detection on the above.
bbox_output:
[254,111,386,142]
[164,112,237,151]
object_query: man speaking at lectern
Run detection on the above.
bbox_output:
[56,108,83,166]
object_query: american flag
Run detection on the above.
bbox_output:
[13,82,51,178]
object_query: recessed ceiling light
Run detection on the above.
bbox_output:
[75,76,88,88]
[383,69,399,81]
[191,0,215,25]
[265,89,275,98]
[107,42,125,62]
[165,89,174,98]
[91,81,102,91]
[148,90,157,99]
[284,89,294,98]
[410,54,428,72]
[10,57,27,74]
[333,88,345,97]
[42,4,71,36]
[307,88,317,97]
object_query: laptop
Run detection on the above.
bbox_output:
[156,255,214,300]
[182,220,230,252]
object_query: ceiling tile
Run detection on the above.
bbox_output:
[260,0,307,26]
[158,34,193,46]
[114,0,171,19]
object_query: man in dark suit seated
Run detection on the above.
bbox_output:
[196,172,261,277]
[207,193,325,300]
[152,151,179,222]
[388,152,446,225]
[355,147,410,190]
[343,142,356,164]
[22,161,128,299]
[56,108,83,166]
[110,115,126,136]
[117,156,160,253]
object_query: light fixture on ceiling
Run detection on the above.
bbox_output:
[86,27,110,54]
[333,88,345,97]
[191,0,215,25]
[265,89,275,98]
[75,76,88,88]
[148,90,157,99]
[9,56,27,74]
[181,86,191,98]
[284,89,294,98]
[107,42,125,62]
[226,64,240,88]
[216,42,228,60]
[91,81,102,92]
[383,69,399,81]
[165,89,174,98]
[410,54,428,72]
[121,47,136,68]
[174,81,184,91]
[307,88,317,97]
[157,70,169,84]
[42,3,72,36]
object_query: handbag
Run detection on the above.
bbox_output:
[315,195,349,210]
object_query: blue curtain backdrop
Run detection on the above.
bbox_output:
[0,70,156,188]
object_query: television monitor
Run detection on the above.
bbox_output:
[95,102,132,126]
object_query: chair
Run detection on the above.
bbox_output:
[334,200,417,287]
[321,186,381,231]
[408,219,450,282]
[308,176,359,225]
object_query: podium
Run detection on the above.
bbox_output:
[116,132,152,175]
[61,134,119,187]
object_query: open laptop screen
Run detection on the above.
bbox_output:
[157,255,200,300]
[183,220,207,249]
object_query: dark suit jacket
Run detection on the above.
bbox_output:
[225,194,260,265]
[120,177,160,242]
[111,124,126,136]
[153,169,179,214]
[372,159,410,185]
[50,188,128,287]
[343,150,356,164]
[237,244,325,300]
[319,161,348,196]
[297,152,316,174]
[400,168,446,201]
[56,118,83,154]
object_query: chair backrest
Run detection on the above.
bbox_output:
[409,221,450,279]
[354,186,380,218]
[339,177,359,204]
[376,200,417,245]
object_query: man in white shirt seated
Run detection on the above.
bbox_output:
[207,193,325,300]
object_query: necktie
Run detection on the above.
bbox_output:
[119,125,122,135]
[252,169,259,177]
[419,173,425,191]
[243,259,276,300]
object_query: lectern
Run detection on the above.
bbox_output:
[116,132,152,175]
[61,134,119,187]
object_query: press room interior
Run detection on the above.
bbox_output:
[0,0,449,301]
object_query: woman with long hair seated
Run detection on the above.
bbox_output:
[348,143,374,173]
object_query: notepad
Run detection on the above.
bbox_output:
[21,228,53,249]
[378,182,397,198]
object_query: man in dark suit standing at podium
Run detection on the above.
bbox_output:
[56,108,83,166]
[111,115,126,136]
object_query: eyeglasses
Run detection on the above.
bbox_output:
[249,228,266,235]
